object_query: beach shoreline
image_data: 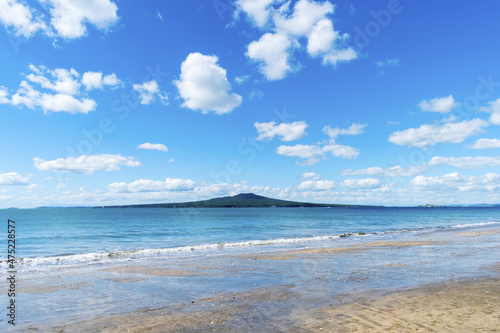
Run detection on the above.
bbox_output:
[13,225,500,332]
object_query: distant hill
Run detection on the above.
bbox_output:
[103,193,369,208]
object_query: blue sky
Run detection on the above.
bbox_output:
[1,0,500,208]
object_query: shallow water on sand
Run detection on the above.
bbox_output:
[5,221,500,331]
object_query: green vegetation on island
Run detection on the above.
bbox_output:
[103,193,372,208]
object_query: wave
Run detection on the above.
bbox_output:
[8,221,500,268]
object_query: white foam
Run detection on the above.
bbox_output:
[12,221,500,268]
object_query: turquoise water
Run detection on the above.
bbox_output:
[1,207,499,265]
[1,207,500,330]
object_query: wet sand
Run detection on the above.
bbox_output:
[53,276,500,332]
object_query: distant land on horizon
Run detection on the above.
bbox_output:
[99,193,500,209]
[102,193,373,208]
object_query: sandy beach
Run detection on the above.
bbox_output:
[52,276,500,332]
[16,225,499,333]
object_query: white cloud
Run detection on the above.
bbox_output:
[418,95,459,113]
[297,180,334,191]
[428,156,500,169]
[0,0,118,40]
[273,0,334,37]
[82,72,120,90]
[276,144,324,165]
[389,118,488,148]
[175,52,242,114]
[255,121,307,141]
[137,143,168,152]
[235,0,274,28]
[307,18,336,56]
[241,0,357,80]
[246,32,293,81]
[300,172,321,180]
[479,98,500,125]
[132,80,168,105]
[340,165,425,178]
[323,123,366,139]
[8,81,96,114]
[45,0,118,39]
[0,172,29,185]
[109,178,196,193]
[341,178,381,189]
[0,65,122,114]
[467,138,500,150]
[0,86,9,103]
[0,0,47,37]
[26,66,80,95]
[277,142,359,165]
[411,172,500,192]
[322,142,359,159]
[276,122,362,165]
[33,154,140,174]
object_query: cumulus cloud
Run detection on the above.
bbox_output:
[33,154,140,174]
[411,172,500,192]
[388,118,488,148]
[300,172,321,180]
[276,144,323,165]
[132,80,168,105]
[322,143,359,159]
[137,143,168,152]
[234,0,274,27]
[0,172,29,185]
[297,180,334,191]
[340,178,381,189]
[418,95,459,113]
[323,123,366,139]
[109,178,196,193]
[246,32,294,81]
[175,52,242,114]
[277,142,358,165]
[0,0,118,40]
[0,86,8,103]
[255,121,307,141]
[276,123,363,165]
[340,165,426,178]
[26,66,81,95]
[467,138,500,150]
[82,72,120,90]
[479,98,500,125]
[8,81,96,114]
[240,0,357,80]
[0,65,120,114]
[0,0,47,37]
[428,156,500,169]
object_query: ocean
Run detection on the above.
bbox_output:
[1,207,500,330]
[2,206,500,267]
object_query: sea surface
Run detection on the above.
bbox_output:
[1,206,500,267]
[1,207,500,330]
